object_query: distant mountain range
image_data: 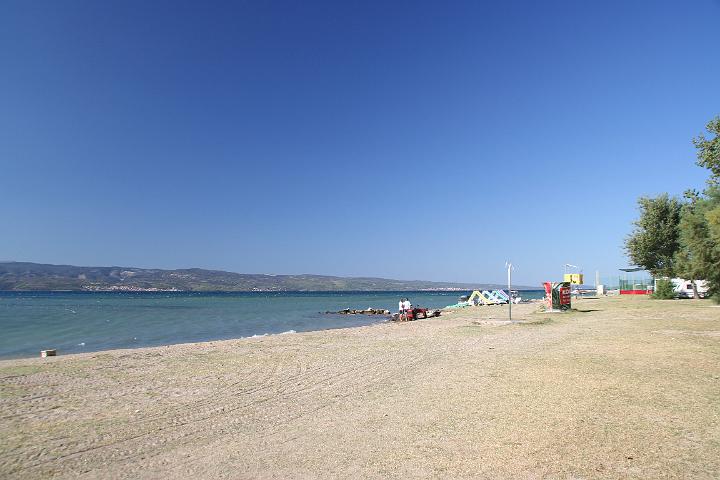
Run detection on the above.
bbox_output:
[0,262,534,292]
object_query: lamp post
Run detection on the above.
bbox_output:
[564,263,579,275]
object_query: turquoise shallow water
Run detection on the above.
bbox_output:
[0,290,545,359]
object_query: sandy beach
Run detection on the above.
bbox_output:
[1,296,719,479]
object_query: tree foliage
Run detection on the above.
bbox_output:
[652,278,675,299]
[675,187,720,300]
[625,194,682,277]
[693,116,720,184]
[625,115,720,302]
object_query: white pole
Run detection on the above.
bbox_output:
[507,263,512,321]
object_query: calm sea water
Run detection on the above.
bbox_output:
[0,290,545,359]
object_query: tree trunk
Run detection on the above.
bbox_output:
[692,281,699,300]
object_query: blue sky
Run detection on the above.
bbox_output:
[1,0,718,285]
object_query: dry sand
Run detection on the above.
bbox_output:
[1,296,719,479]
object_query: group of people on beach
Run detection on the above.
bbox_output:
[398,298,412,314]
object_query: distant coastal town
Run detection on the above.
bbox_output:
[81,285,181,292]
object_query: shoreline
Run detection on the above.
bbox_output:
[0,327,306,363]
[0,291,545,361]
[0,301,528,367]
[0,320,392,363]
[0,300,543,362]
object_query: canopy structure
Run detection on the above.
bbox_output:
[618,268,652,294]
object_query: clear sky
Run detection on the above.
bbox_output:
[1,0,719,285]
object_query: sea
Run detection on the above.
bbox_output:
[0,290,545,359]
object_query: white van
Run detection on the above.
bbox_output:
[671,278,709,298]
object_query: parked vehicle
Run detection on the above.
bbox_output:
[671,278,709,298]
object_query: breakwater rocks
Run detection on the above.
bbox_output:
[325,308,391,315]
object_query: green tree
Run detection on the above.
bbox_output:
[675,187,720,300]
[693,116,720,184]
[625,194,683,277]
[652,278,676,299]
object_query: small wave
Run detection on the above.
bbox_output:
[244,330,295,339]
[78,342,85,346]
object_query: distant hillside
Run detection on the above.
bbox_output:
[0,262,532,292]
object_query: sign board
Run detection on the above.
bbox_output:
[563,273,584,285]
[544,282,572,311]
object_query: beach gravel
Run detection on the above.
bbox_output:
[1,296,719,478]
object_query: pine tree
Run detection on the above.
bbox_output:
[675,189,720,299]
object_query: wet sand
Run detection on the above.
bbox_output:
[1,296,719,479]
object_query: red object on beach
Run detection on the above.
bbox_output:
[406,308,428,320]
[544,282,572,310]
